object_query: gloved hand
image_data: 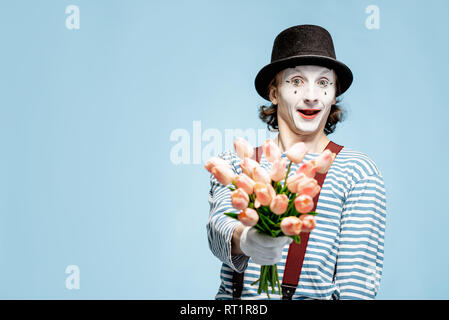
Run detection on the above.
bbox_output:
[239,226,293,265]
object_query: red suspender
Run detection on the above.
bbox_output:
[232,140,344,300]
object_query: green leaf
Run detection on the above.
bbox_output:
[307,211,319,216]
[285,194,297,217]
[255,224,268,235]
[290,205,301,217]
[259,205,270,214]
[258,214,275,236]
[259,211,276,227]
[292,235,301,244]
[223,212,239,219]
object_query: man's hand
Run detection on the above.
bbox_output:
[239,226,292,265]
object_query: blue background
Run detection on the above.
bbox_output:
[0,0,448,299]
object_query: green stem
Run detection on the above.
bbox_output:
[285,193,298,217]
[275,265,281,294]
[258,213,274,236]
[283,160,293,187]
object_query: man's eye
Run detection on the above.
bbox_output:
[318,79,329,87]
[291,78,303,86]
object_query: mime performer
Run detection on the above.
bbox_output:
[207,25,387,300]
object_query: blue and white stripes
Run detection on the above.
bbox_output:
[206,147,387,300]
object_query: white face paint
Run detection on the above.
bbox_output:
[276,65,337,134]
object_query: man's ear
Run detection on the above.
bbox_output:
[268,85,278,105]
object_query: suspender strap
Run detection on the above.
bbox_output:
[232,271,244,299]
[281,141,344,299]
[231,141,344,299]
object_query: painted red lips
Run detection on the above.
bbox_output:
[297,109,321,119]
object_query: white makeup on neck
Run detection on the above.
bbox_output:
[276,65,337,134]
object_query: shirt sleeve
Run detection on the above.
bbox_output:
[333,173,387,299]
[206,152,250,273]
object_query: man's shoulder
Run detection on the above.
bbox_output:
[335,146,383,180]
[216,150,239,162]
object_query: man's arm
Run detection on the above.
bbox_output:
[333,173,387,299]
[206,152,249,272]
[231,224,245,255]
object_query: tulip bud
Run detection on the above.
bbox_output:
[204,156,229,173]
[296,160,318,178]
[270,158,287,182]
[280,216,303,236]
[294,194,314,214]
[234,137,254,160]
[315,150,336,174]
[270,194,289,215]
[286,173,306,193]
[285,142,308,164]
[299,214,316,232]
[235,173,255,195]
[240,157,259,179]
[211,165,236,186]
[238,208,259,227]
[253,166,271,185]
[253,182,275,206]
[262,139,282,163]
[295,178,321,198]
[231,188,250,210]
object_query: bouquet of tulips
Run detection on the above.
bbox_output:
[205,137,336,298]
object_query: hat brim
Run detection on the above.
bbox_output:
[254,55,353,101]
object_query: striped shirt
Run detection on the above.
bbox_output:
[206,146,387,300]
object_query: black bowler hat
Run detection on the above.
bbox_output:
[254,24,353,101]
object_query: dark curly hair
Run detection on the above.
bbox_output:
[258,73,346,135]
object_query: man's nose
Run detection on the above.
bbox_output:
[303,97,319,106]
[303,86,319,106]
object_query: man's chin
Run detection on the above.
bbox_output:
[291,120,321,135]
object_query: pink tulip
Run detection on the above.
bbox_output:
[253,166,271,185]
[235,173,255,195]
[240,157,260,179]
[238,207,259,227]
[270,158,287,182]
[234,137,254,160]
[269,194,289,215]
[286,173,306,193]
[231,188,250,210]
[211,165,236,186]
[296,160,318,178]
[280,216,303,236]
[295,177,321,198]
[204,156,228,173]
[294,194,314,214]
[262,139,282,162]
[315,150,336,174]
[285,142,308,164]
[299,214,317,232]
[254,182,275,206]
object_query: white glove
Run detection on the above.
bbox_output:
[239,226,293,265]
